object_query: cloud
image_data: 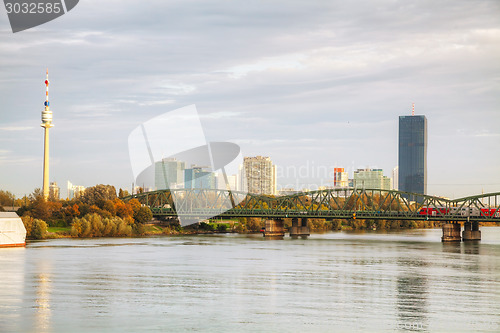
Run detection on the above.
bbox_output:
[0,0,499,198]
[0,126,35,131]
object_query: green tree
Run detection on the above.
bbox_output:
[133,206,153,224]
[80,184,117,206]
[22,216,48,240]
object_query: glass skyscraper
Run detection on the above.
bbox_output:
[398,115,427,197]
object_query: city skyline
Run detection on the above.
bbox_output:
[0,1,499,199]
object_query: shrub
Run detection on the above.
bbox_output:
[22,216,48,240]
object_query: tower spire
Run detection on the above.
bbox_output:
[412,102,415,116]
[45,68,49,110]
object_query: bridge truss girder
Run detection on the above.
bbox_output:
[124,189,500,222]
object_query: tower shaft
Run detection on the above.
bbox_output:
[43,126,50,199]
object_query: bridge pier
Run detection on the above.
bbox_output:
[462,221,481,241]
[264,219,285,239]
[441,222,461,242]
[290,217,310,238]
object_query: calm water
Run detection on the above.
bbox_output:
[1,228,500,332]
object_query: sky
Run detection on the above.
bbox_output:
[0,0,499,200]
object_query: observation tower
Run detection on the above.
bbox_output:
[41,69,53,200]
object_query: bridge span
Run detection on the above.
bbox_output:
[125,188,500,242]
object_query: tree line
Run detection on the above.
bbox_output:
[0,185,152,240]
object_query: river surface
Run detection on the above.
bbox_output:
[1,227,500,332]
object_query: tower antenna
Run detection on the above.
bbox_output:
[412,102,415,116]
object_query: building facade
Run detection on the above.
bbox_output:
[243,156,277,195]
[353,168,391,190]
[391,166,399,190]
[49,181,60,200]
[154,158,186,190]
[184,166,216,189]
[398,115,427,196]
[67,181,85,200]
[333,167,349,188]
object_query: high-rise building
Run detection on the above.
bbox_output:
[353,168,391,190]
[154,158,185,190]
[184,166,216,189]
[215,173,238,191]
[243,156,277,195]
[49,181,60,200]
[399,114,427,196]
[391,166,399,190]
[333,167,349,187]
[67,181,86,200]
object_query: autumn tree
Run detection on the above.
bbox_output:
[80,184,117,206]
[0,190,15,207]
[133,206,153,224]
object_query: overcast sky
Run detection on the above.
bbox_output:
[0,0,499,199]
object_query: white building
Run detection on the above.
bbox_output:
[215,173,238,191]
[242,156,277,195]
[391,166,399,190]
[67,181,86,200]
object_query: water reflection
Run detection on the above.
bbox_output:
[34,264,52,333]
[0,247,25,332]
[396,256,429,331]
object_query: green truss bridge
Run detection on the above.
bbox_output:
[125,188,500,241]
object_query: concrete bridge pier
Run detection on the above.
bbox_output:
[290,217,310,238]
[264,219,285,239]
[462,221,481,241]
[442,222,461,242]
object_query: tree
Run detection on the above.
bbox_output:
[118,188,130,198]
[127,198,141,215]
[114,199,133,218]
[133,206,153,224]
[22,216,48,240]
[0,190,15,207]
[80,184,117,206]
[29,188,50,220]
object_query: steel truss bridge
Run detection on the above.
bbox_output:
[125,188,500,223]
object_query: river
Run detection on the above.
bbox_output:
[1,227,500,332]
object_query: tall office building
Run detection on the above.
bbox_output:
[398,113,427,196]
[353,168,391,190]
[333,167,349,188]
[243,156,277,195]
[391,166,399,190]
[184,166,216,189]
[155,158,186,189]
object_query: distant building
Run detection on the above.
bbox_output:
[155,158,185,190]
[49,182,60,200]
[67,181,85,200]
[391,166,399,190]
[333,167,349,187]
[215,173,238,191]
[399,115,427,196]
[278,188,298,196]
[243,156,277,195]
[184,166,216,189]
[353,168,391,190]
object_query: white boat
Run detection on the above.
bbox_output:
[0,212,27,247]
